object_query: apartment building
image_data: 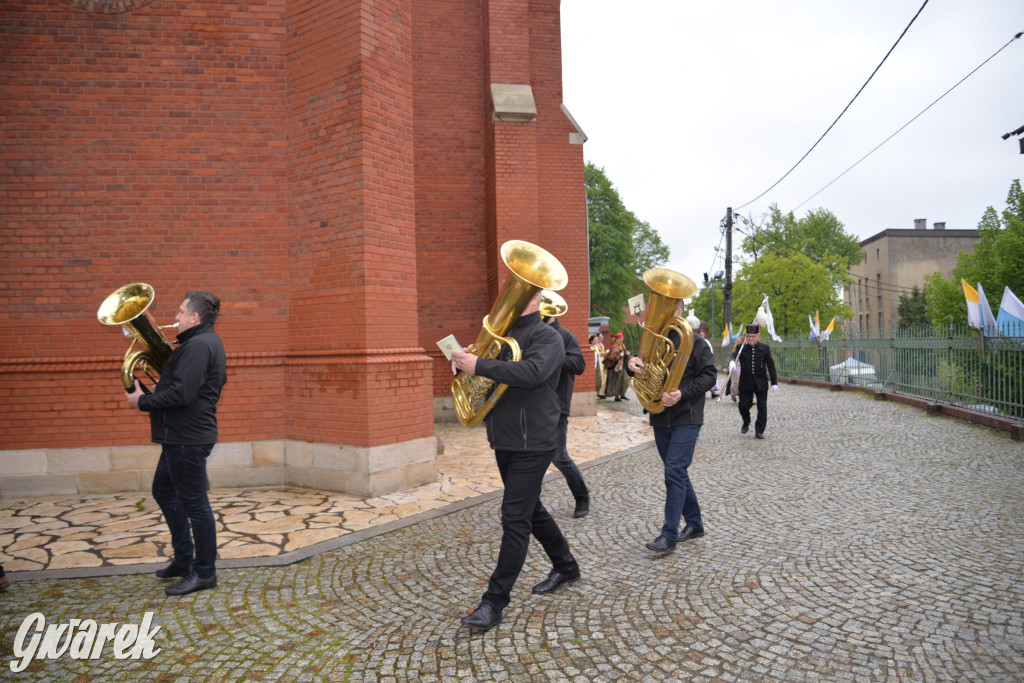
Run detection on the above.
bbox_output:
[845,219,980,336]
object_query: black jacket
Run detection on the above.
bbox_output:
[737,341,778,393]
[549,319,586,416]
[138,322,227,446]
[475,311,564,451]
[630,332,717,428]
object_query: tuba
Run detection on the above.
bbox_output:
[451,240,568,427]
[97,283,177,390]
[629,268,698,414]
[539,289,568,319]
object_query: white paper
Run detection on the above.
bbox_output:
[628,293,646,316]
[436,334,462,361]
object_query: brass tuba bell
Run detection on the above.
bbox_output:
[451,240,568,427]
[629,268,697,414]
[97,283,177,390]
[539,289,568,318]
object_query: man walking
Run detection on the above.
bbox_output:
[450,291,581,631]
[126,290,227,596]
[737,323,779,439]
[627,311,717,555]
[541,291,591,518]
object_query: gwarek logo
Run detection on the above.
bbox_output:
[9,612,162,673]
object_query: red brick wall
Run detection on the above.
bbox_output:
[0,1,291,449]
[0,0,588,452]
[413,0,491,397]
[282,0,434,447]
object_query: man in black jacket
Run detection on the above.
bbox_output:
[450,291,581,631]
[540,291,591,519]
[627,311,717,554]
[126,290,227,596]
[737,323,779,439]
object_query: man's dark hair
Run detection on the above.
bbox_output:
[185,290,221,325]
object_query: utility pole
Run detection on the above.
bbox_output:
[724,207,733,332]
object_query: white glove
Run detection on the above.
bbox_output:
[771,385,779,392]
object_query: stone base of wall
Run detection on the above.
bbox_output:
[0,437,439,499]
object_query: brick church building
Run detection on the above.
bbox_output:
[0,1,591,498]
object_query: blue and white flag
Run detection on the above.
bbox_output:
[996,286,1024,337]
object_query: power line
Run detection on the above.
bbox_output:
[733,220,919,296]
[790,30,1024,213]
[735,0,930,211]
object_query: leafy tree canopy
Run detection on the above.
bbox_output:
[697,204,860,336]
[897,285,929,329]
[926,179,1024,326]
[728,251,847,337]
[586,162,669,332]
[740,205,864,274]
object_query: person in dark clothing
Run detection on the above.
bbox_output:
[126,290,227,597]
[736,323,779,439]
[540,290,591,518]
[603,332,631,401]
[450,291,581,631]
[627,310,717,554]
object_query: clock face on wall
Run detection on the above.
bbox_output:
[60,0,154,12]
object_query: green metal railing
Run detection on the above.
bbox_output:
[737,326,1024,421]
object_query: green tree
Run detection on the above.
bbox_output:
[724,205,860,339]
[586,163,670,332]
[926,179,1024,326]
[689,278,726,336]
[727,204,859,335]
[741,205,864,275]
[729,251,845,336]
[897,285,928,329]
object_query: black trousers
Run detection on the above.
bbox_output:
[738,388,769,434]
[482,447,578,609]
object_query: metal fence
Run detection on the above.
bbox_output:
[729,326,1024,421]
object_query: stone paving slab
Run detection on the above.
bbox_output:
[1,385,1023,681]
[0,405,651,577]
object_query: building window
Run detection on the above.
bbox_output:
[878,311,883,334]
[877,274,882,301]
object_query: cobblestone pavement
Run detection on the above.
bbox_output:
[2,385,1024,681]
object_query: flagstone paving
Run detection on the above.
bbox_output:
[2,385,1023,681]
[0,403,651,574]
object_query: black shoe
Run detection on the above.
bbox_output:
[678,524,705,542]
[573,496,590,518]
[532,568,581,595]
[460,602,502,630]
[645,535,676,554]
[755,432,764,439]
[597,395,605,399]
[620,396,629,400]
[155,560,191,579]
[741,424,749,434]
[164,571,217,597]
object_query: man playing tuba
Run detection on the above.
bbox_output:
[125,290,227,596]
[627,304,717,555]
[450,289,582,631]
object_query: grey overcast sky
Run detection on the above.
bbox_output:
[560,0,1024,295]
